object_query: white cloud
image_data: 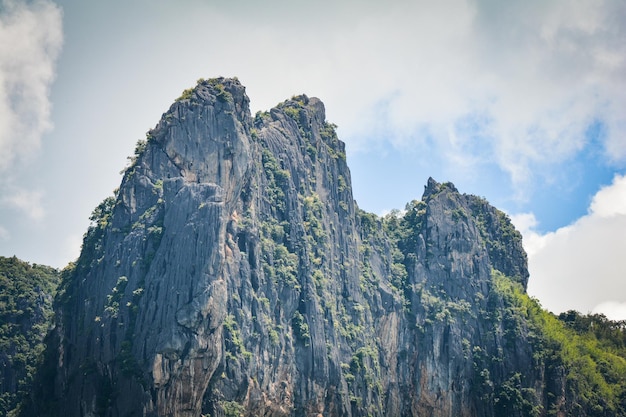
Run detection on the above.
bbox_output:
[0,0,63,171]
[1,188,45,221]
[509,212,551,258]
[592,301,626,321]
[519,174,626,316]
[589,174,626,217]
[1,0,622,278]
[209,0,626,195]
[0,225,8,240]
[45,0,622,199]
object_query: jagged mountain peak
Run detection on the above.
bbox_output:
[20,78,625,417]
[422,176,459,199]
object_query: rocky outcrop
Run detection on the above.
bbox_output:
[23,78,622,417]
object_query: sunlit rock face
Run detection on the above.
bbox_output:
[30,78,568,417]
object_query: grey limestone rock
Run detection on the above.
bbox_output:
[28,78,566,417]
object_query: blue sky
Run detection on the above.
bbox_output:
[0,0,625,318]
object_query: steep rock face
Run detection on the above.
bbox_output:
[364,179,541,417]
[29,78,582,416]
[36,79,252,417]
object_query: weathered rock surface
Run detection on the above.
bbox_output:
[22,78,623,417]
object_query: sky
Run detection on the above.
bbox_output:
[0,0,625,318]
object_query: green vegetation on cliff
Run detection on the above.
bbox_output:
[9,78,626,417]
[493,271,626,416]
[0,256,60,416]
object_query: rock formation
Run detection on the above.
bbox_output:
[22,78,625,417]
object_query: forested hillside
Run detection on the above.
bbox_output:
[0,256,59,415]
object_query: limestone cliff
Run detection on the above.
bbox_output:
[24,78,625,417]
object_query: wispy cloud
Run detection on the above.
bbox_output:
[592,302,626,321]
[213,0,625,196]
[515,174,626,319]
[1,187,45,221]
[0,225,9,240]
[49,0,621,201]
[0,0,63,171]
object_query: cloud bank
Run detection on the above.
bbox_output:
[0,0,63,171]
[519,174,626,320]
[200,0,626,195]
[0,0,62,232]
[1,0,623,289]
[1,188,45,221]
[37,0,622,204]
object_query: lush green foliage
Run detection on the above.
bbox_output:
[261,148,290,216]
[0,257,60,415]
[291,310,311,345]
[176,77,233,103]
[219,400,245,417]
[223,314,252,362]
[493,271,626,416]
[380,200,426,296]
[559,310,626,354]
[176,87,194,102]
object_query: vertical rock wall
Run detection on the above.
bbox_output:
[30,78,562,417]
